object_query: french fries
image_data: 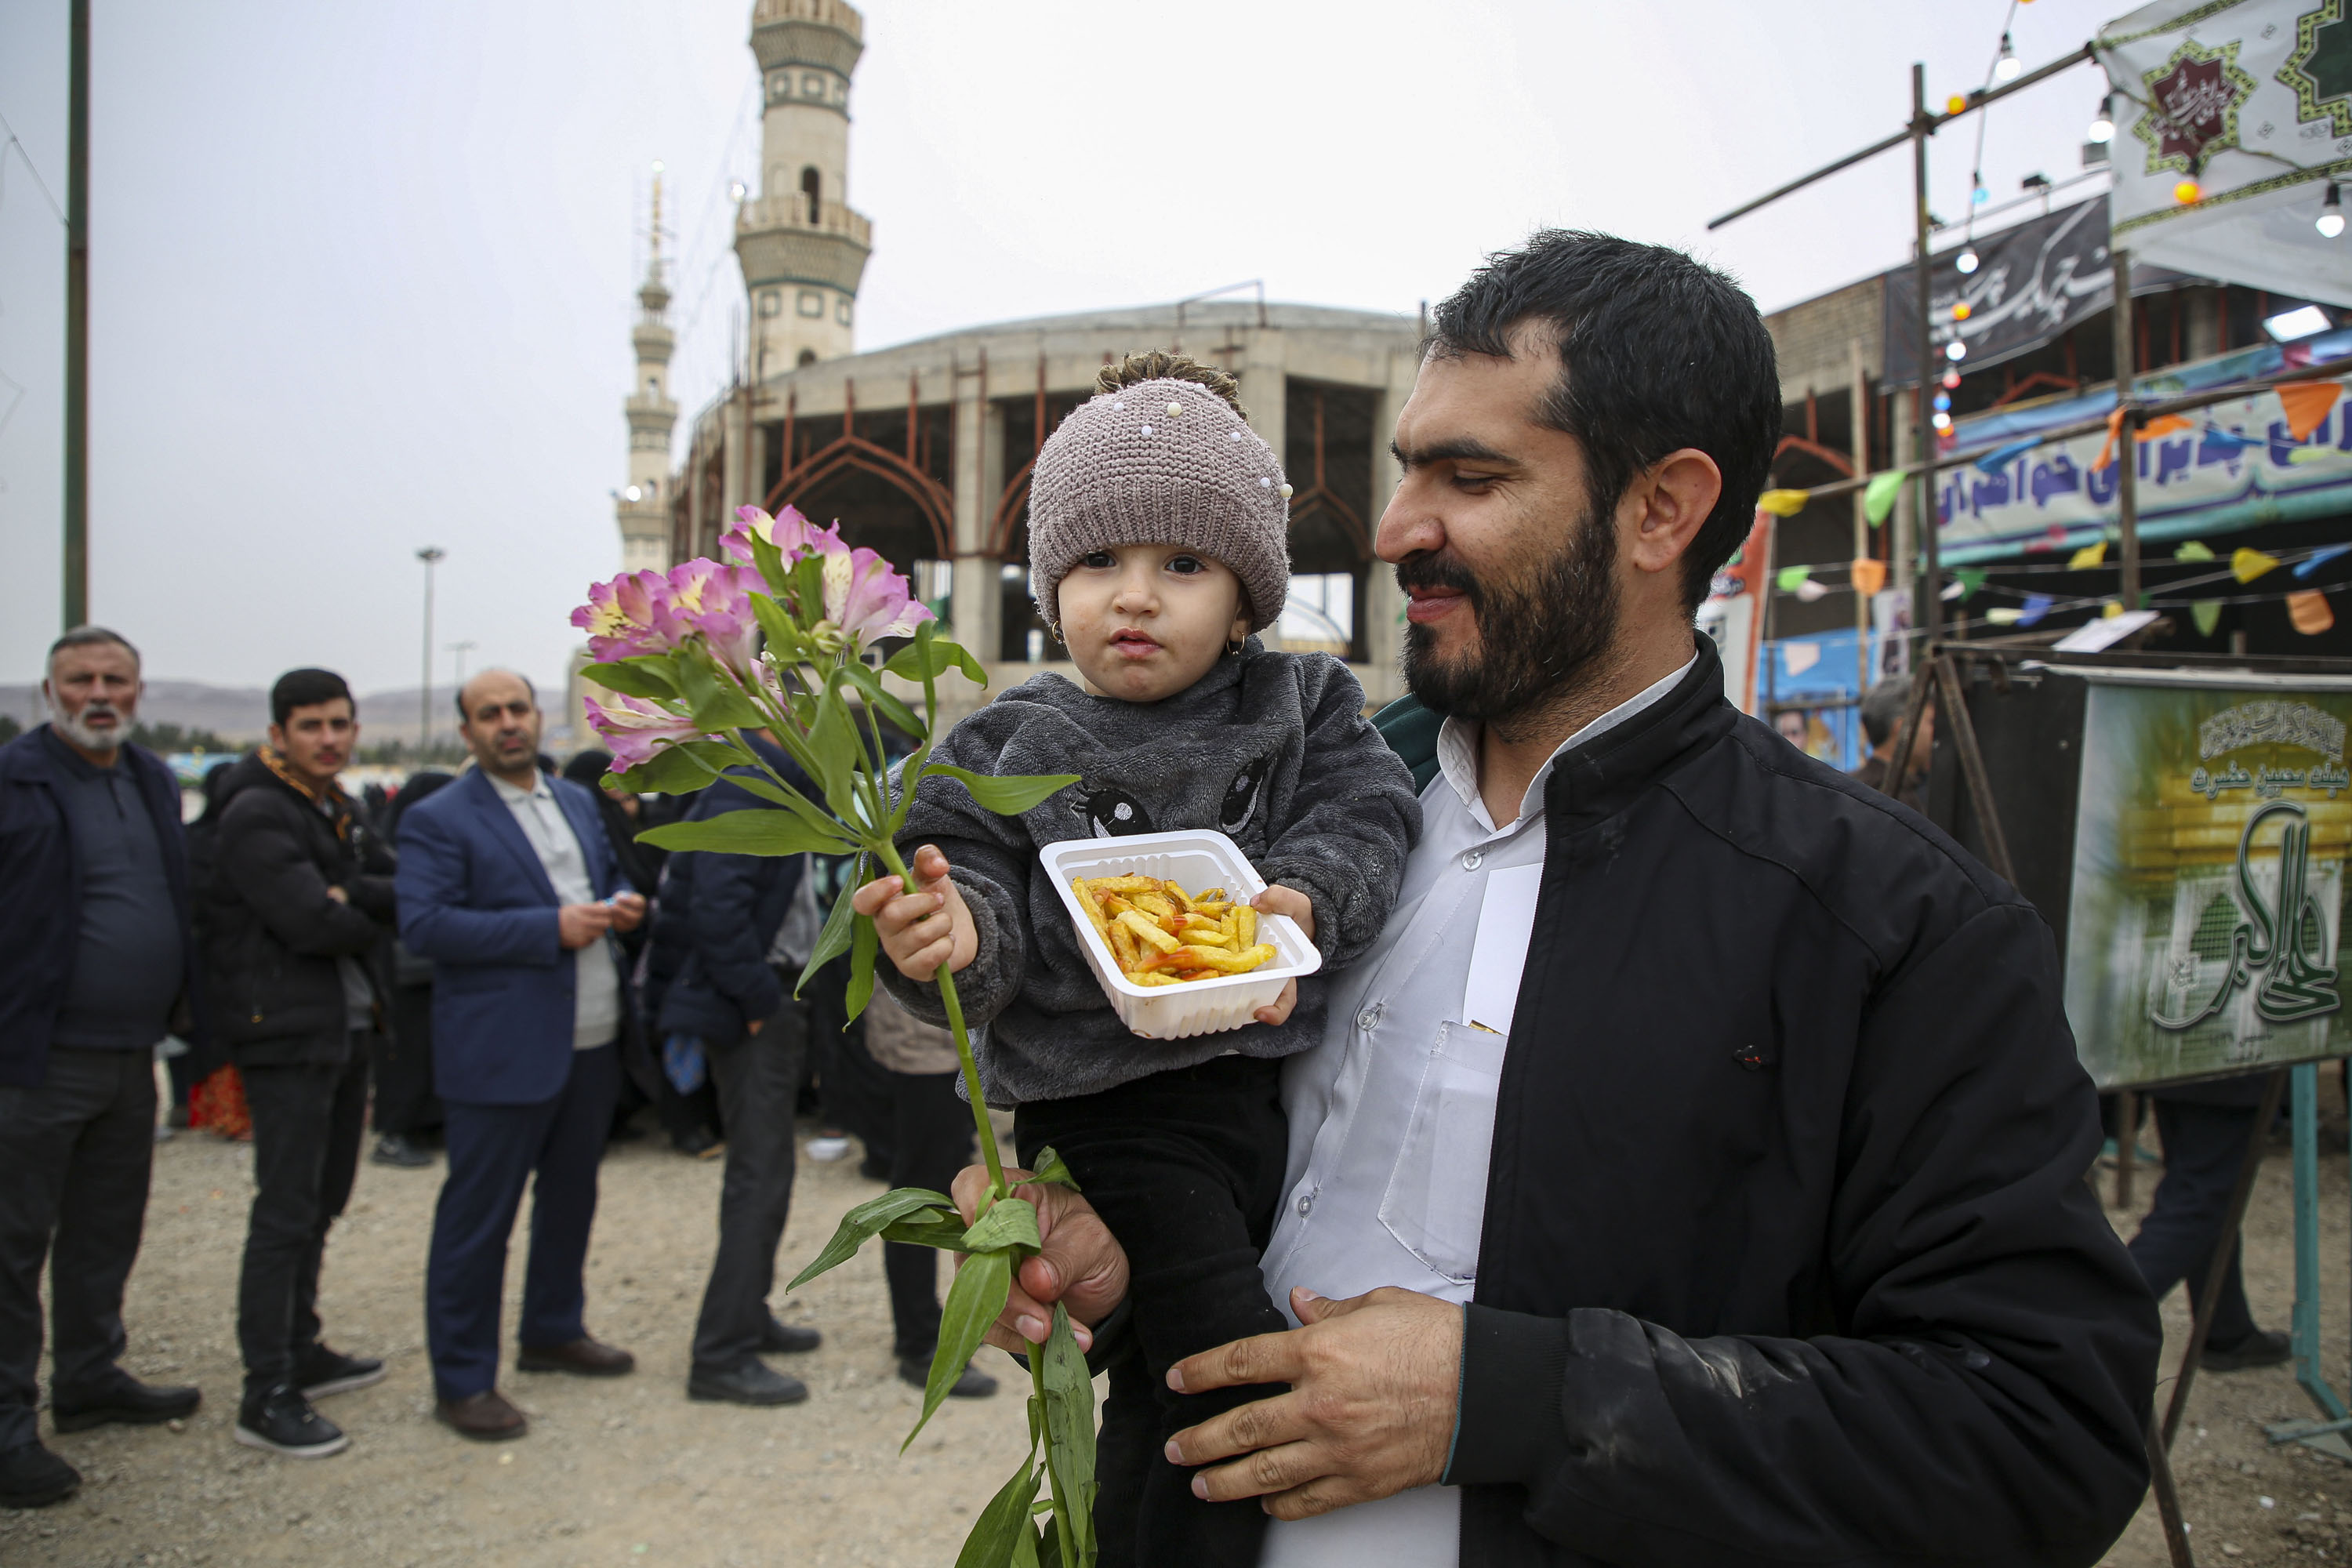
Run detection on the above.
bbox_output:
[1069,873,1278,987]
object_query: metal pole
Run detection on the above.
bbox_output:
[416,547,445,754]
[1850,339,1871,704]
[1911,64,1941,647]
[2110,244,2142,610]
[62,0,89,630]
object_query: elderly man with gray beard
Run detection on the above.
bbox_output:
[0,627,205,1508]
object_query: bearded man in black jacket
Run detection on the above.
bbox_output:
[956,232,2161,1568]
[205,669,395,1460]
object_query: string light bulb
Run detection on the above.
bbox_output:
[1946,339,1969,361]
[1933,411,1955,430]
[1994,34,2023,83]
[2087,94,2115,143]
[728,180,748,202]
[1956,247,1981,274]
[2321,181,2346,240]
[1953,302,1973,321]
[2175,178,2203,204]
[1941,368,1963,390]
[1947,94,1969,116]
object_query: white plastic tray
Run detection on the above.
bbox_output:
[1039,829,1321,1041]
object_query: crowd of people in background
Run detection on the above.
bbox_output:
[0,626,993,1508]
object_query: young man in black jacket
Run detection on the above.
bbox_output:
[205,670,395,1458]
[957,233,2163,1566]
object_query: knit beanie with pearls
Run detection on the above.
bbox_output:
[1026,377,1292,633]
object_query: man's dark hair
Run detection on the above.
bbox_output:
[1427,230,1783,612]
[270,668,354,726]
[48,625,140,669]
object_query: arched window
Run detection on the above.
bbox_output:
[800,166,821,224]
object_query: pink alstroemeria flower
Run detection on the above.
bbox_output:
[664,558,764,673]
[572,571,680,663]
[722,503,848,568]
[584,693,707,771]
[824,546,935,646]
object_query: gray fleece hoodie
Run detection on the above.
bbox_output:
[879,640,1420,1105]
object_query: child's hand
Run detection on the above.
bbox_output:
[853,844,979,981]
[1250,884,1315,1027]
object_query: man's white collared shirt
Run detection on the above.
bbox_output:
[489,771,621,1051]
[1256,656,1695,1568]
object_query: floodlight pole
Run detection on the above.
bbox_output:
[2111,245,2142,610]
[62,0,89,630]
[416,547,445,753]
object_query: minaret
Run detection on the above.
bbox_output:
[618,164,677,575]
[735,0,871,381]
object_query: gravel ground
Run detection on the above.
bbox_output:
[7,1075,2352,1567]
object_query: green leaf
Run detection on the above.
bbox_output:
[961,1196,1040,1255]
[947,638,989,687]
[879,1215,973,1250]
[675,657,768,733]
[953,1457,1044,1568]
[786,1185,957,1290]
[884,638,960,681]
[805,681,866,822]
[839,659,927,745]
[794,863,865,999]
[1025,1146,1081,1192]
[748,534,793,600]
[750,591,802,662]
[909,1247,1012,1447]
[637,808,853,857]
[924,764,1079,818]
[1038,1304,1098,1565]
[580,657,681,701]
[844,912,879,1024]
[609,743,721,797]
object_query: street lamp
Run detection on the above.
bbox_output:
[416,546,445,754]
[447,639,478,694]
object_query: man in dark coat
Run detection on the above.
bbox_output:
[0,627,204,1508]
[205,669,396,1459]
[957,233,2161,1567]
[646,735,832,1406]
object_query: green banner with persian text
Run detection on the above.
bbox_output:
[2066,674,2352,1089]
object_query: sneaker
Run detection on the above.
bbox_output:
[0,1440,80,1508]
[673,1127,720,1159]
[296,1345,387,1399]
[2202,1328,2292,1371]
[806,1134,852,1163]
[687,1359,808,1407]
[897,1354,998,1399]
[50,1375,201,1432]
[370,1134,433,1169]
[234,1385,349,1459]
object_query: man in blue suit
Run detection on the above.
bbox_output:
[395,670,645,1441]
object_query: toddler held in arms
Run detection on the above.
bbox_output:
[853,351,1419,1567]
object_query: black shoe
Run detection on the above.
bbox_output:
[687,1360,808,1406]
[370,1134,432,1169]
[760,1317,822,1356]
[2202,1328,2293,1371]
[897,1354,998,1399]
[296,1344,387,1399]
[673,1127,720,1158]
[50,1376,201,1433]
[0,1441,80,1508]
[233,1385,349,1459]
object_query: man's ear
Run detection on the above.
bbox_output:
[1624,448,1724,579]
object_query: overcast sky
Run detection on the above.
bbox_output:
[0,0,2112,697]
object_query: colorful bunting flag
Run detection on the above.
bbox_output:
[1850,558,1886,597]
[1756,489,1809,517]
[1974,439,2040,474]
[2192,601,2223,637]
[1794,579,1831,602]
[2173,541,2216,563]
[1775,564,1811,593]
[2232,547,2282,583]
[2069,540,2107,570]
[1783,641,1820,676]
[1984,607,2024,626]
[1863,472,1904,528]
[2017,593,2054,627]
[2297,546,2352,579]
[2278,382,2343,444]
[2289,590,2336,636]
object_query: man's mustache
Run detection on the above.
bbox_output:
[1394,554,1483,604]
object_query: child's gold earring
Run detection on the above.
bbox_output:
[1049,620,1066,646]
[1225,636,1246,657]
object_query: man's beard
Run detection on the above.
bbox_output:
[49,699,124,755]
[1399,503,1620,730]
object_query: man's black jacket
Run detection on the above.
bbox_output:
[200,750,395,1066]
[1369,642,2158,1567]
[645,737,811,1048]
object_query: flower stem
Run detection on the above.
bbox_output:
[873,840,1007,1200]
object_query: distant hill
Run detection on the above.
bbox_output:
[0,677,571,747]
